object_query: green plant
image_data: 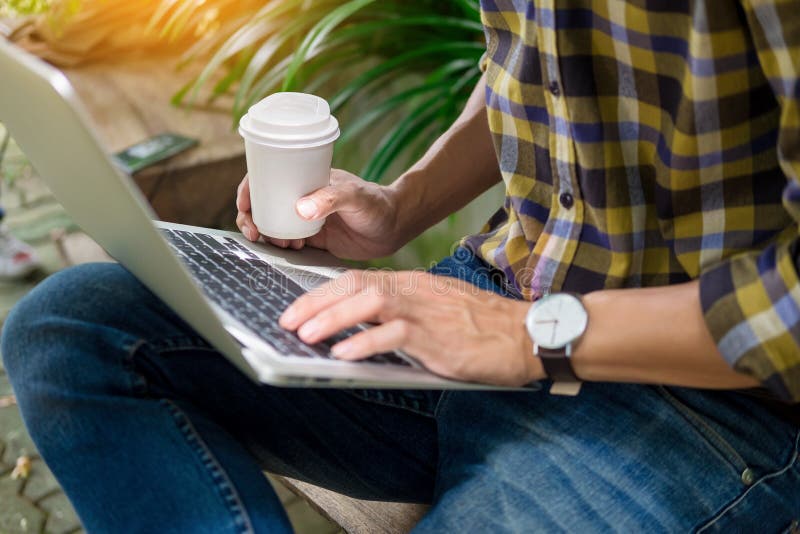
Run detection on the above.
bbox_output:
[171,0,484,183]
[1,0,80,26]
[1,0,53,15]
[13,0,491,267]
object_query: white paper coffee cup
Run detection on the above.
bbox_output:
[238,92,340,240]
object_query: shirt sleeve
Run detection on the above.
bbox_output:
[698,0,800,402]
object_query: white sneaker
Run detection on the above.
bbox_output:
[0,225,40,280]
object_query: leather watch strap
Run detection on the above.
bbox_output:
[537,346,582,396]
[537,347,580,382]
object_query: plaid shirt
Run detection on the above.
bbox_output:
[462,0,800,402]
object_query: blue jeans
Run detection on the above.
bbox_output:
[3,249,800,533]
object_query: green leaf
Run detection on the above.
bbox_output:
[329,41,484,111]
[164,0,486,187]
[282,0,377,91]
[212,47,255,96]
[338,80,451,145]
[362,89,449,182]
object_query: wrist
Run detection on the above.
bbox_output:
[386,170,427,247]
[513,301,546,384]
[570,289,626,383]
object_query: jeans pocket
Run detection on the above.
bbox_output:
[695,431,800,533]
[657,386,748,475]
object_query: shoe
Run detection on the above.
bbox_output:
[0,225,40,281]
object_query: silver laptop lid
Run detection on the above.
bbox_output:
[0,39,254,380]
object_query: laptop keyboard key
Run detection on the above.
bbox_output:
[160,228,410,366]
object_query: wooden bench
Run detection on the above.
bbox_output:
[277,477,428,534]
[60,56,429,533]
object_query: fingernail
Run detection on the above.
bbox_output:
[279,308,295,328]
[331,341,353,358]
[245,226,256,241]
[297,198,318,219]
[298,320,318,341]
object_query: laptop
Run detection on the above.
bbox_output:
[0,40,511,390]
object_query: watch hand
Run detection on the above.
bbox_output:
[549,320,559,344]
[534,319,558,324]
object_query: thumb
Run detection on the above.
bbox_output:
[296,185,357,220]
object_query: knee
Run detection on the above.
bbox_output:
[1,262,145,387]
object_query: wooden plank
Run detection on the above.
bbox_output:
[276,476,428,534]
[63,58,242,159]
[62,58,246,228]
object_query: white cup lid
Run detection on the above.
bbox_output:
[239,92,340,148]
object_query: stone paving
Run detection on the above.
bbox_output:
[0,126,85,534]
[0,361,83,534]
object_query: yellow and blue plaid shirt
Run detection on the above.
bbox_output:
[462,0,800,402]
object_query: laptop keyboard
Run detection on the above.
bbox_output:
[161,228,410,366]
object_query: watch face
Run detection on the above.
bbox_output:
[525,293,588,350]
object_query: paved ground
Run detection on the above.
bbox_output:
[0,361,83,534]
[0,129,338,533]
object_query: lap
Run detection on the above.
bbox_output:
[3,262,440,503]
[8,263,799,531]
[147,348,441,502]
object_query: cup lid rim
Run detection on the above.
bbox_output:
[239,114,340,148]
[238,92,340,148]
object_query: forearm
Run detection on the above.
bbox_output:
[389,74,501,244]
[569,281,760,390]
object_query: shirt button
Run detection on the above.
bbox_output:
[559,192,574,209]
[740,467,756,486]
[548,80,561,96]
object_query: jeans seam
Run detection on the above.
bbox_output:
[123,339,149,397]
[432,390,451,419]
[428,390,454,510]
[695,430,800,533]
[145,334,213,353]
[125,338,255,533]
[344,390,438,418]
[161,399,256,534]
[124,335,216,362]
[657,387,748,472]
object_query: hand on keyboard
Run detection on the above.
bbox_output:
[162,229,410,367]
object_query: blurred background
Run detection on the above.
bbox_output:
[0,1,501,532]
[2,0,503,268]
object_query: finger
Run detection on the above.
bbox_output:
[295,292,397,344]
[331,319,412,360]
[305,227,328,250]
[236,211,259,242]
[289,239,305,250]
[268,238,291,248]
[296,182,362,221]
[280,270,366,329]
[236,175,251,212]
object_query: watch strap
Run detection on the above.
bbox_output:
[537,346,582,396]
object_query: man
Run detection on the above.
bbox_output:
[3,0,799,531]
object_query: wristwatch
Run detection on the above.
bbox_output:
[524,293,588,396]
